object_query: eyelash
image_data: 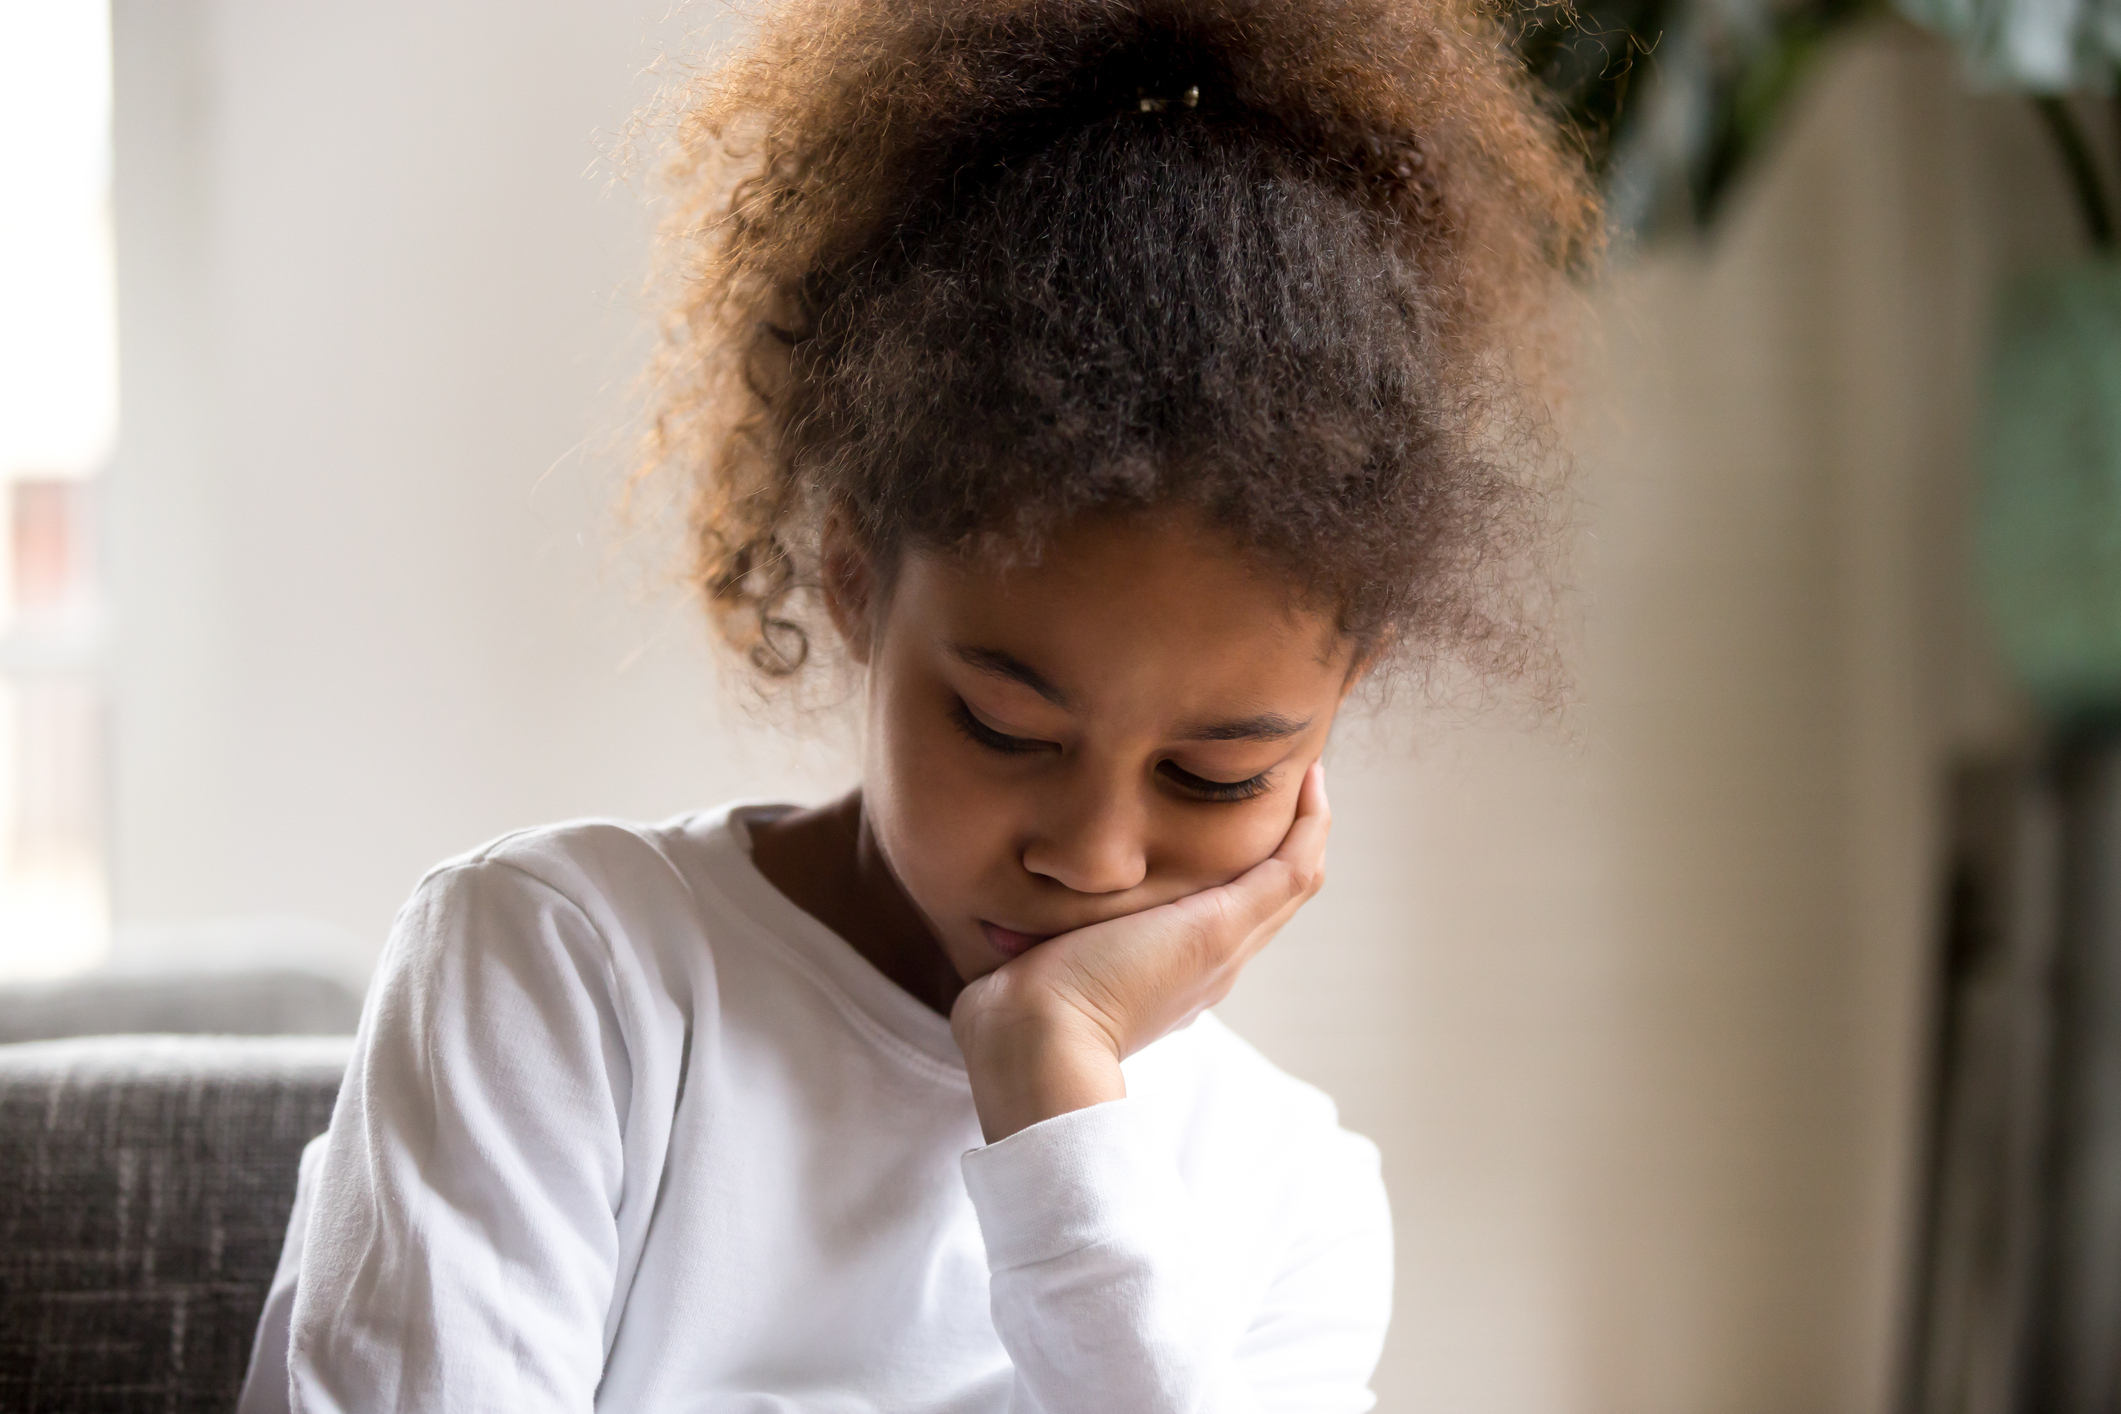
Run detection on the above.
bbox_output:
[1159,761,1276,803]
[950,700,1047,756]
[949,700,1275,803]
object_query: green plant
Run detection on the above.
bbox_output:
[1515,0,2121,240]
[1514,0,1875,235]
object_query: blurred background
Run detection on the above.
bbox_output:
[4,0,2116,1408]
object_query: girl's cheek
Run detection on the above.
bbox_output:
[1220,778,1311,875]
[880,694,1015,857]
[1150,798,1291,893]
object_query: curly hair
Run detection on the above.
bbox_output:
[643,0,1598,690]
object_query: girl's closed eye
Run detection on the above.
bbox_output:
[951,697,1274,801]
[1157,760,1275,803]
[950,698,1052,756]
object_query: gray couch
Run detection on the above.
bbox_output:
[0,971,365,1048]
[1,1027,351,1411]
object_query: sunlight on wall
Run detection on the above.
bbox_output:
[0,0,115,977]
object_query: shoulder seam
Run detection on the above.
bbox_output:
[418,853,632,1053]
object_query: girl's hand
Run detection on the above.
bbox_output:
[950,762,1331,1142]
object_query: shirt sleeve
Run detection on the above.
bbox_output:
[960,1097,1393,1414]
[285,860,632,1414]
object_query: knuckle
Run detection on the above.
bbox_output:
[1283,861,1313,901]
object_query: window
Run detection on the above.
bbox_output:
[0,0,115,977]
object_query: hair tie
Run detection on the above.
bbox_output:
[1135,84,1199,113]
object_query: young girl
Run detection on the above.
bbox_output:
[239,0,1592,1408]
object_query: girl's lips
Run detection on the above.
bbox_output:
[979,921,1052,959]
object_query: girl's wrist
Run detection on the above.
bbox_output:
[952,975,1126,1143]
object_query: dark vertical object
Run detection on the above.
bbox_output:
[2037,740,2121,1414]
[1906,741,2121,1414]
[1906,759,2061,1414]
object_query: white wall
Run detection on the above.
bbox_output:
[106,0,851,982]
[103,5,2071,1410]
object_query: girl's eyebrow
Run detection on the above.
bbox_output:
[1177,713,1312,743]
[952,645,1072,707]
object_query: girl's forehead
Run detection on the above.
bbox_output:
[918,518,1317,621]
[894,521,1354,697]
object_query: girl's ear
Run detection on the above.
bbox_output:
[820,516,877,666]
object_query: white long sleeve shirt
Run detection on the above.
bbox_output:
[238,803,1392,1413]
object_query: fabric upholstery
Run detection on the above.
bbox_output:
[0,971,365,1045]
[0,1034,349,1413]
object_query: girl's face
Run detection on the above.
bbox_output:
[838,514,1359,985]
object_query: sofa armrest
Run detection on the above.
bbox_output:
[0,970,366,1044]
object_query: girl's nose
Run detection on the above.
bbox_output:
[1020,777,1148,896]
